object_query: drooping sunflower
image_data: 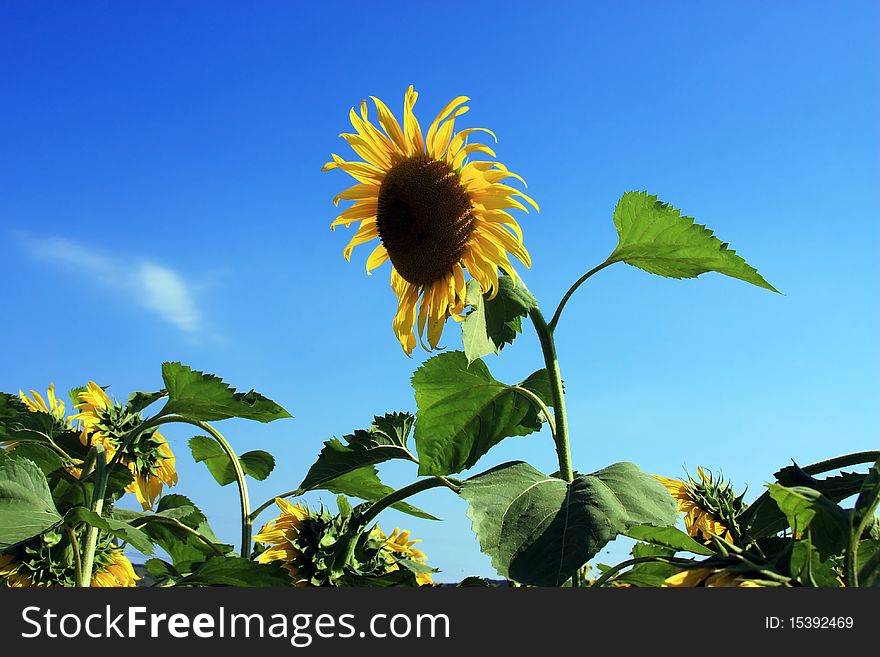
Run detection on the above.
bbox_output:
[654,466,742,543]
[70,382,177,510]
[255,498,435,586]
[325,86,537,354]
[0,538,139,588]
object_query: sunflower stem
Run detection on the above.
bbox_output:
[65,525,84,588]
[548,259,616,332]
[529,307,573,482]
[176,418,252,559]
[80,444,108,588]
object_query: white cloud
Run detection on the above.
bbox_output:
[16,234,204,334]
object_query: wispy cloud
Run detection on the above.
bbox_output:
[17,235,204,335]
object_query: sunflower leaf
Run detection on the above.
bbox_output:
[767,484,849,559]
[0,392,71,443]
[64,506,155,555]
[461,274,538,363]
[624,523,714,556]
[189,435,275,486]
[127,390,167,414]
[0,442,65,475]
[175,556,291,587]
[299,412,417,492]
[608,191,779,292]
[0,456,64,549]
[161,362,292,423]
[412,351,552,476]
[321,466,439,521]
[460,460,677,586]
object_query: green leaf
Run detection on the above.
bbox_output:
[624,524,713,556]
[741,467,866,539]
[767,484,849,559]
[127,390,167,414]
[608,191,779,292]
[176,556,291,587]
[0,443,65,475]
[65,507,154,555]
[0,457,63,549]
[614,545,680,587]
[0,393,72,443]
[852,459,880,537]
[461,274,538,363]
[460,460,677,586]
[412,352,552,476]
[321,467,439,521]
[299,413,417,492]
[136,494,232,566]
[858,539,880,587]
[790,539,841,587]
[188,436,275,486]
[161,362,292,423]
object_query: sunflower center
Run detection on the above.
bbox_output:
[376,155,474,286]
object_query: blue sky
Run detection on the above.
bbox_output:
[2,1,878,581]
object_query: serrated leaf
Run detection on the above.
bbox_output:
[608,191,779,292]
[0,443,65,475]
[624,524,714,556]
[189,436,275,486]
[767,484,849,559]
[322,467,439,521]
[0,457,63,549]
[176,556,290,587]
[460,461,677,586]
[299,413,417,492]
[461,274,538,363]
[412,352,553,476]
[790,540,841,587]
[65,507,154,555]
[161,362,292,423]
[741,467,867,539]
[137,494,232,566]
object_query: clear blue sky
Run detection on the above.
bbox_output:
[2,1,878,580]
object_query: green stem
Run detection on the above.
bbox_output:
[548,260,615,332]
[80,445,108,587]
[65,525,84,588]
[529,307,573,482]
[846,469,880,587]
[330,477,457,579]
[800,451,880,476]
[175,418,252,559]
[510,385,556,437]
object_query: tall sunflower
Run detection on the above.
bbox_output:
[325,86,537,354]
[70,382,177,510]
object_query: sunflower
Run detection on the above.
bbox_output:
[325,86,537,354]
[255,498,435,586]
[70,382,177,510]
[19,383,68,424]
[655,467,740,543]
[664,568,765,588]
[254,497,310,586]
[0,539,139,588]
[375,526,433,586]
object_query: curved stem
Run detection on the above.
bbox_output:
[250,490,302,523]
[174,418,252,559]
[80,445,108,587]
[800,451,880,476]
[548,260,615,332]
[510,385,556,437]
[529,307,573,482]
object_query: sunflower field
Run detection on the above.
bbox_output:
[1,88,878,589]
